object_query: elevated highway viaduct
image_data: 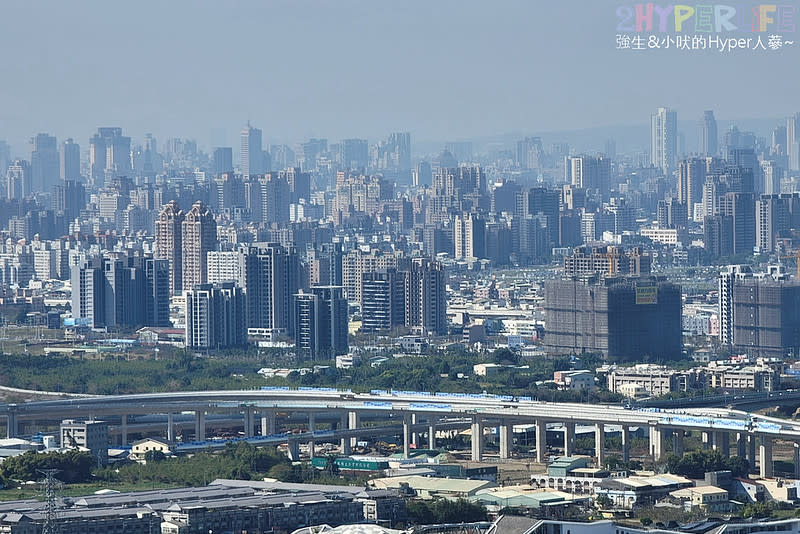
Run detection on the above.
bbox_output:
[3,388,799,478]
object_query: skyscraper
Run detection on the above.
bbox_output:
[181,201,217,291]
[60,138,81,181]
[340,138,369,169]
[294,286,348,360]
[240,123,266,177]
[651,107,678,176]
[89,127,131,186]
[155,200,185,294]
[699,110,718,156]
[213,147,233,176]
[787,112,800,171]
[30,133,59,192]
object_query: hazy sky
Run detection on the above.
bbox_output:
[1,0,799,152]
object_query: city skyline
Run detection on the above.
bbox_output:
[1,0,799,152]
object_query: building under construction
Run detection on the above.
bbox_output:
[544,276,682,362]
[731,276,800,358]
[563,245,651,277]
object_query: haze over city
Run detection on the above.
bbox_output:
[2,0,799,152]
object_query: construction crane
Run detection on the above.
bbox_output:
[779,249,800,279]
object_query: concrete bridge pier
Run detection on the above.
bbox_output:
[471,417,483,462]
[759,436,773,479]
[243,406,254,438]
[411,413,419,448]
[499,420,512,460]
[194,411,205,442]
[794,443,800,480]
[121,414,129,445]
[702,431,711,450]
[595,424,605,466]
[535,420,546,463]
[428,418,437,450]
[307,413,316,459]
[403,413,411,459]
[339,413,350,454]
[347,411,360,449]
[261,411,276,436]
[749,434,757,467]
[287,439,301,461]
[5,413,16,439]
[649,426,663,461]
[563,422,575,456]
[672,429,684,456]
[737,432,747,460]
[621,426,630,462]
[713,432,730,457]
[167,413,175,442]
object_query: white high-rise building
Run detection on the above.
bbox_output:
[240,123,266,177]
[718,265,753,345]
[651,107,678,176]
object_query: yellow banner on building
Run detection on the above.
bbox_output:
[635,286,658,305]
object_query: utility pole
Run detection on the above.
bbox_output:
[39,469,62,534]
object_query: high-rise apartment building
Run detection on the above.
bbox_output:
[755,193,800,254]
[454,212,486,259]
[52,180,85,221]
[361,269,407,333]
[155,200,185,294]
[404,258,447,336]
[718,191,756,255]
[236,242,300,337]
[70,254,170,329]
[651,107,678,176]
[181,201,217,291]
[185,282,248,350]
[677,158,706,218]
[718,265,753,345]
[569,155,611,196]
[294,286,349,360]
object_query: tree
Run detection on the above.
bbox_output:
[144,450,166,463]
[595,494,612,509]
